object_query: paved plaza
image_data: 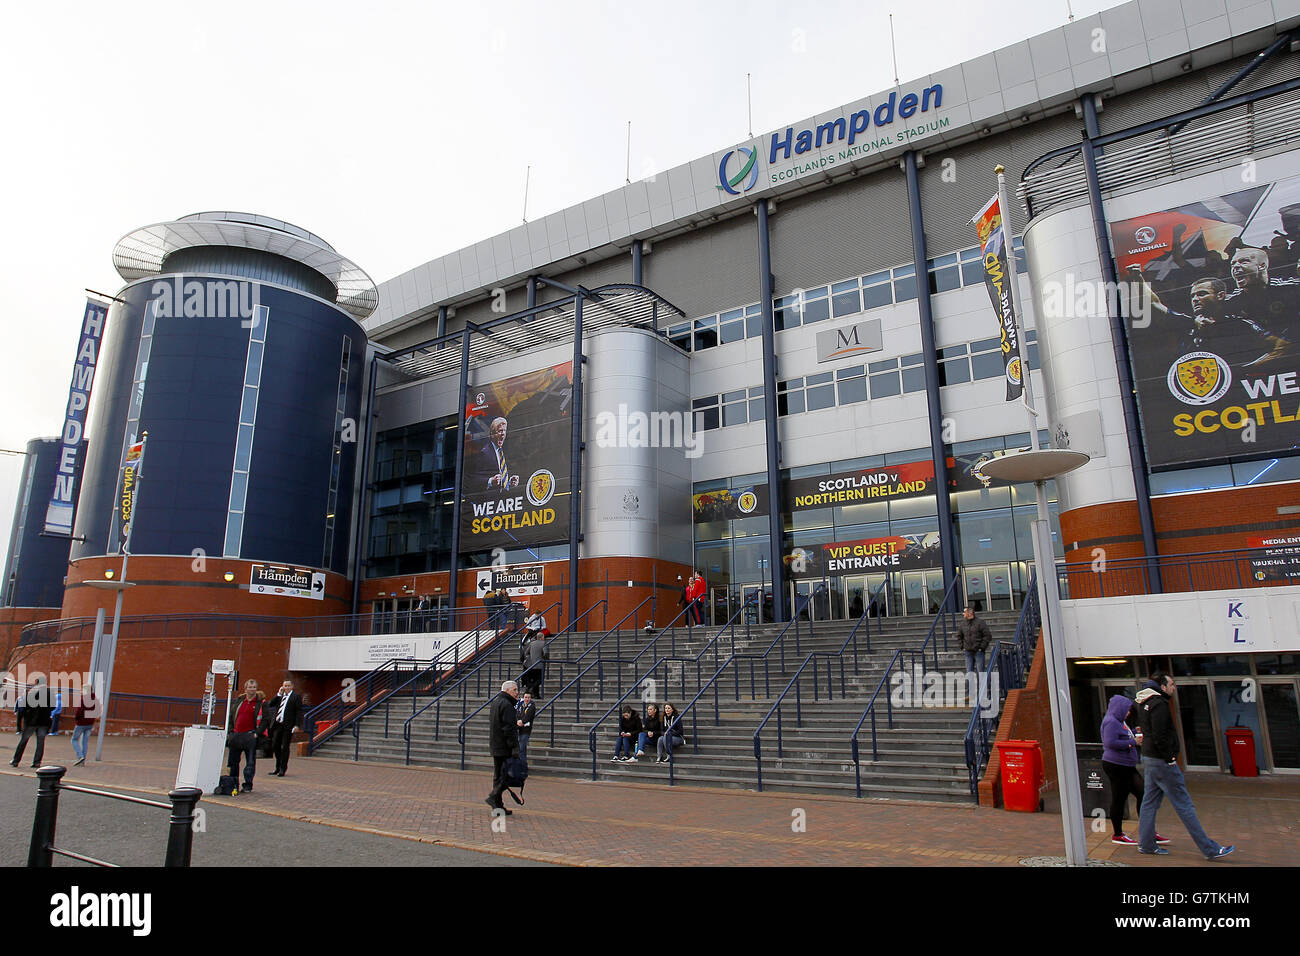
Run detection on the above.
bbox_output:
[3,734,1295,867]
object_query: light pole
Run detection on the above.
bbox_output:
[978,164,1091,864]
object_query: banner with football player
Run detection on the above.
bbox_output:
[972,195,1025,401]
[1112,175,1300,468]
[459,363,573,553]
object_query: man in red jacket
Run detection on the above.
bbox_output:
[225,679,267,793]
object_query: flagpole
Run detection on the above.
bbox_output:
[995,165,1040,453]
[93,430,147,762]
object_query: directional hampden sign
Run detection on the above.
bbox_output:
[249,564,326,601]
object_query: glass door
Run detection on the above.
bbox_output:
[709,587,730,626]
[962,568,989,613]
[1261,681,1299,770]
[741,585,764,623]
[1177,682,1223,768]
[924,570,948,615]
[902,573,926,615]
[988,565,1013,611]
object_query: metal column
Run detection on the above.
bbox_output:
[349,352,379,615]
[447,326,473,614]
[755,200,788,622]
[903,150,958,609]
[632,239,643,286]
[568,295,584,630]
[1080,95,1161,590]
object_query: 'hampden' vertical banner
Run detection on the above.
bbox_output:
[45,299,108,534]
[972,195,1024,401]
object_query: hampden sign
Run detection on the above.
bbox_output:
[722,83,949,192]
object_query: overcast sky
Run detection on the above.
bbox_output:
[0,0,1114,564]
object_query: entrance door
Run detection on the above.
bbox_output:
[1177,682,1222,768]
[901,573,926,615]
[924,570,948,615]
[709,587,730,626]
[963,568,989,613]
[1261,681,1300,770]
[741,585,765,624]
[987,565,1013,611]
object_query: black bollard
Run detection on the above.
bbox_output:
[164,787,203,867]
[27,765,66,867]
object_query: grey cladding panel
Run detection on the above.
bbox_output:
[768,170,912,291]
[1098,51,1300,132]
[644,214,759,318]
[918,112,1082,250]
[536,255,633,305]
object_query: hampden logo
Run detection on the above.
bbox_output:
[717,145,759,195]
[1167,351,1232,405]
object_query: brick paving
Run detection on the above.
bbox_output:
[4,734,1296,867]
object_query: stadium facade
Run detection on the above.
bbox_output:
[6,0,1299,773]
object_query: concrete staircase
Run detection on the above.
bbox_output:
[313,610,1021,803]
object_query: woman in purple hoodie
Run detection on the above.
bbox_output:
[1101,694,1166,846]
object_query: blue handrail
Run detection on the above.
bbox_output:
[848,648,912,797]
[401,600,607,764]
[753,577,889,791]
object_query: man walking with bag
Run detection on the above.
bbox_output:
[486,680,520,814]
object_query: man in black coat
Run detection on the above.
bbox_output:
[11,678,53,768]
[955,605,993,674]
[486,680,521,814]
[521,634,548,698]
[263,679,304,777]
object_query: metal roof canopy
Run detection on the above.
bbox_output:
[112,211,379,321]
[384,281,686,379]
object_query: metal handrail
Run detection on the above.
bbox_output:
[752,577,889,790]
[306,603,523,753]
[586,655,700,779]
[964,578,1040,798]
[1056,547,1295,599]
[914,574,963,671]
[399,600,605,764]
[19,604,503,646]
[572,596,655,665]
[848,648,912,798]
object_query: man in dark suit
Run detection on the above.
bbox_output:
[263,679,303,777]
[485,680,520,814]
[472,417,519,491]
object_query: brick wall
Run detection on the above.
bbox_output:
[979,636,1055,808]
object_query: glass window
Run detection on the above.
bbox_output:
[869,371,901,398]
[228,472,248,512]
[722,401,748,426]
[939,358,972,386]
[250,305,270,343]
[806,378,835,411]
[748,385,766,420]
[775,295,800,331]
[694,315,718,351]
[223,512,243,557]
[800,288,830,325]
[234,423,255,472]
[668,322,692,350]
[695,407,720,431]
[239,386,258,425]
[778,390,805,416]
[831,279,861,317]
[971,350,1005,380]
[720,317,746,344]
[1148,465,1235,495]
[244,342,263,387]
[837,375,868,404]
[745,304,763,339]
[928,253,961,294]
[901,366,926,393]
[862,271,893,310]
[893,264,917,302]
[960,247,985,286]
[1232,456,1300,485]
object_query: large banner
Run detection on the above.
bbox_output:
[790,532,943,579]
[117,437,145,554]
[459,363,573,553]
[1247,533,1300,582]
[972,195,1025,401]
[45,300,108,535]
[1112,176,1300,468]
[693,456,1006,524]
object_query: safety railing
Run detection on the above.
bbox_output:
[106,693,229,726]
[401,601,607,764]
[27,766,200,867]
[752,578,889,790]
[847,648,913,798]
[964,578,1040,798]
[1056,547,1299,600]
[572,596,655,665]
[586,655,699,779]
[305,602,525,753]
[913,575,963,671]
[19,604,504,646]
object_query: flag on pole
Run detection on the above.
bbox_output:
[118,436,146,555]
[972,195,1025,401]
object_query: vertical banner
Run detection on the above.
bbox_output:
[972,195,1025,401]
[118,437,145,554]
[44,299,108,534]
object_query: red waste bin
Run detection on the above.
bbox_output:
[1224,727,1259,777]
[996,739,1044,812]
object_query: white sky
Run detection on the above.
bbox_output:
[0,0,1115,560]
